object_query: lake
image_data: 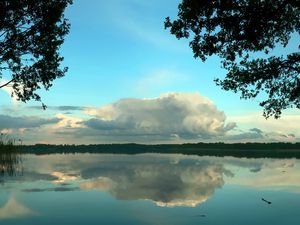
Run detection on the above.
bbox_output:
[0,153,299,225]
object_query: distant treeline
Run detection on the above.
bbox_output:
[18,142,300,158]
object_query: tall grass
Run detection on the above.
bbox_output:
[0,134,22,177]
[0,133,17,152]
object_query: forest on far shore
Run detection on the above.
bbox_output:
[16,142,300,158]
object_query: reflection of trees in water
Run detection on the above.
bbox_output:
[0,153,23,180]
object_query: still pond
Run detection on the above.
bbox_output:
[1,153,299,225]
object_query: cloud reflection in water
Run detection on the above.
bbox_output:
[0,197,37,219]
[5,154,300,209]
[79,157,233,207]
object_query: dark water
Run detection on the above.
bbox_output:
[0,153,299,225]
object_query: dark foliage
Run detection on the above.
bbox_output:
[165,0,300,118]
[19,142,300,158]
[0,0,72,107]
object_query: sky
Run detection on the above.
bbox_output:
[0,0,299,144]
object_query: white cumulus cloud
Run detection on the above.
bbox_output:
[81,92,236,142]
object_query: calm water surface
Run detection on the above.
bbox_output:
[0,153,299,225]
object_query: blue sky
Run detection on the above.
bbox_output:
[0,0,299,144]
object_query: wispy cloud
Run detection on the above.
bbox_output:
[0,114,61,129]
[28,105,86,111]
[96,0,187,51]
[135,69,189,95]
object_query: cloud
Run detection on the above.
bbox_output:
[80,92,235,142]
[12,171,57,182]
[228,112,300,142]
[135,69,189,95]
[227,128,265,141]
[54,114,84,129]
[99,0,187,51]
[1,92,297,144]
[0,197,37,219]
[51,171,79,184]
[22,187,79,192]
[0,79,18,103]
[80,177,114,192]
[0,114,60,129]
[226,127,297,142]
[0,128,13,134]
[249,128,263,134]
[28,105,85,111]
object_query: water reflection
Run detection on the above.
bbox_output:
[0,152,23,180]
[1,154,300,225]
[227,158,300,192]
[0,197,36,219]
[3,154,298,209]
[79,160,232,207]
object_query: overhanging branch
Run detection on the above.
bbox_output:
[0,78,15,88]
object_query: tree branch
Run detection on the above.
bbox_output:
[0,78,15,88]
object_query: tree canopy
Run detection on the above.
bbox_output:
[165,0,300,118]
[0,0,72,108]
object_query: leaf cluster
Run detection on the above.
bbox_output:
[165,0,300,118]
[0,0,72,106]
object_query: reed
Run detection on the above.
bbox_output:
[0,133,22,177]
[0,133,17,152]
